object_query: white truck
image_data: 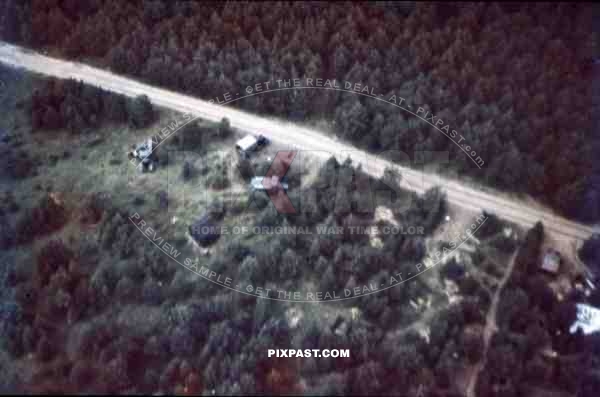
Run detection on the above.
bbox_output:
[235,134,269,159]
[250,176,289,193]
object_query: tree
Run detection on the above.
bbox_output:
[181,161,192,181]
[516,221,544,277]
[46,8,71,45]
[497,287,530,330]
[320,265,337,292]
[218,117,231,138]
[477,211,503,239]
[579,235,600,272]
[382,343,425,385]
[41,106,62,129]
[334,97,369,142]
[527,275,556,313]
[349,361,385,395]
[460,331,484,363]
[524,321,550,353]
[36,239,73,287]
[15,195,67,244]
[127,95,154,129]
[421,186,447,233]
[104,94,127,122]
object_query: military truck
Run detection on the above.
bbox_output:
[128,138,159,172]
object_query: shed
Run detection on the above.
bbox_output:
[541,249,561,274]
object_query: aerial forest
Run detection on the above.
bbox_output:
[1,1,597,223]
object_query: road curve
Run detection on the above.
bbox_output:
[0,42,595,242]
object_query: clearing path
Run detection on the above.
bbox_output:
[465,249,518,397]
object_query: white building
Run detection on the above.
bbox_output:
[569,303,600,335]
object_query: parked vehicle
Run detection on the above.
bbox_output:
[256,134,270,147]
[235,134,270,159]
[128,138,159,172]
[249,176,289,192]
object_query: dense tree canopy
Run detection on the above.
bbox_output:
[26,77,154,131]
[1,1,595,223]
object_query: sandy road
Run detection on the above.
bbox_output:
[0,42,596,242]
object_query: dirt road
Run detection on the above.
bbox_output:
[0,42,595,242]
[465,250,518,397]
